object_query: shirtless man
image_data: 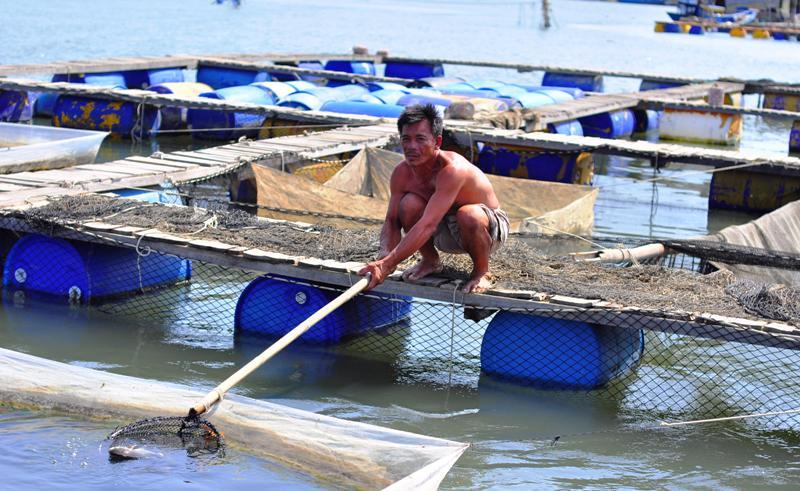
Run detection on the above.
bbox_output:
[359,104,509,293]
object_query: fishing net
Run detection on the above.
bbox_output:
[107,416,224,459]
[2,194,800,440]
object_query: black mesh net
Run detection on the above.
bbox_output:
[1,198,799,436]
[107,416,224,459]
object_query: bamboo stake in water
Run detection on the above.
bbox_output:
[189,275,370,417]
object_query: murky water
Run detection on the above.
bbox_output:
[3,0,800,488]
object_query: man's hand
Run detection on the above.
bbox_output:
[359,259,394,290]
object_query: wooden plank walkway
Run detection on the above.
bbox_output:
[382,55,799,94]
[522,82,744,130]
[448,126,800,176]
[0,123,399,206]
[196,57,411,84]
[0,52,382,77]
[0,78,383,126]
[642,99,800,121]
[0,200,797,351]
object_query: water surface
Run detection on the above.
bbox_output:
[3,0,800,488]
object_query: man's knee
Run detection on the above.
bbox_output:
[398,193,427,227]
[455,205,489,234]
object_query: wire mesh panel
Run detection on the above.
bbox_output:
[0,207,799,433]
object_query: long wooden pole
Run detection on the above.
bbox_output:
[189,275,370,417]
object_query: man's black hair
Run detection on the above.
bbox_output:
[397,103,443,138]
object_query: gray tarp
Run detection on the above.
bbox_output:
[701,200,800,286]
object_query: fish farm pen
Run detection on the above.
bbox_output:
[2,47,800,487]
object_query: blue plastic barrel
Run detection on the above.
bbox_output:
[3,235,191,304]
[78,72,127,89]
[278,92,325,110]
[633,109,661,133]
[513,84,586,99]
[196,65,271,89]
[579,109,635,138]
[396,93,454,107]
[0,91,29,122]
[285,80,317,92]
[513,92,557,109]
[234,275,412,345]
[543,72,604,92]
[108,187,183,204]
[268,60,325,82]
[480,312,644,389]
[330,84,370,100]
[148,82,212,130]
[773,32,788,41]
[689,25,704,35]
[384,62,444,79]
[187,85,275,140]
[320,101,404,118]
[124,68,185,89]
[323,60,376,76]
[367,82,409,92]
[369,89,408,105]
[639,79,685,91]
[409,77,464,89]
[477,145,581,183]
[35,72,127,118]
[355,94,385,104]
[250,81,299,101]
[548,120,583,136]
[465,80,508,91]
[529,88,574,103]
[52,95,159,136]
[790,123,800,153]
[663,23,682,33]
[35,74,76,117]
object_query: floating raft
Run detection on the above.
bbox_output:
[0,347,467,490]
[0,197,796,353]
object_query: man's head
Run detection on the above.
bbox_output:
[397,104,443,167]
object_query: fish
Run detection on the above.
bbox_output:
[108,445,165,460]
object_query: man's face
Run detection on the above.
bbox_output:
[400,119,441,168]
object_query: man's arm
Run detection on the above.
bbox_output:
[377,165,406,259]
[360,167,464,289]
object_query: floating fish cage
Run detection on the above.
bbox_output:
[0,203,799,434]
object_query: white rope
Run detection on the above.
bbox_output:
[661,408,800,427]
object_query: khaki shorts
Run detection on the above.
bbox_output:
[433,204,509,254]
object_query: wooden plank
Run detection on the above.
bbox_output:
[194,149,244,161]
[447,127,800,176]
[109,160,180,173]
[125,156,197,169]
[196,56,412,84]
[72,164,141,176]
[188,239,236,252]
[242,249,298,264]
[0,55,197,77]
[159,154,220,167]
[0,183,33,192]
[172,151,232,163]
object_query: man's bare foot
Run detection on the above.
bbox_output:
[462,273,493,293]
[401,259,444,282]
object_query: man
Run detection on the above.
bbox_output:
[359,104,509,293]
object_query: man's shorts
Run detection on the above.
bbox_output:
[433,204,509,254]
